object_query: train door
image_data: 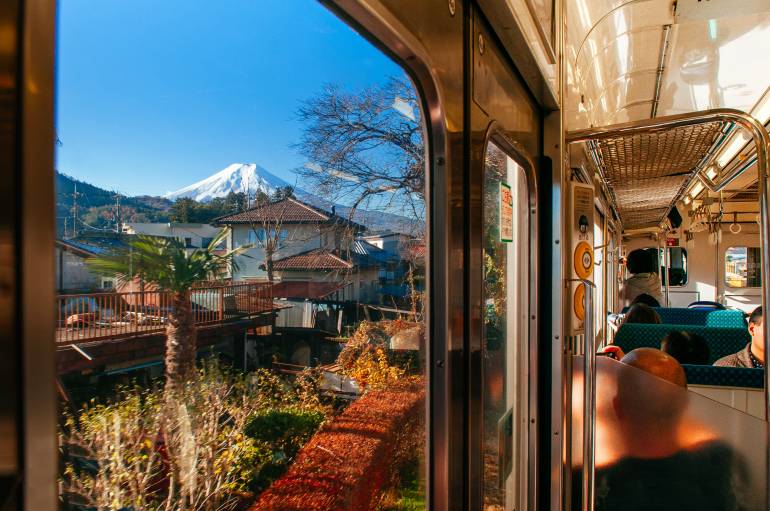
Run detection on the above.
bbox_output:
[469,10,541,511]
[481,141,531,511]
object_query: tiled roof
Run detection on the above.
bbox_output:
[272,281,350,299]
[213,197,362,229]
[271,249,354,271]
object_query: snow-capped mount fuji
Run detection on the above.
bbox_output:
[166,162,424,235]
[164,163,298,203]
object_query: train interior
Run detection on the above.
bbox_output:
[2,0,770,509]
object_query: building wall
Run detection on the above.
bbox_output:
[228,223,347,280]
[361,233,409,256]
[56,248,100,292]
[123,223,222,248]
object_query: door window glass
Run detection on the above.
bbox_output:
[482,140,530,510]
[660,247,688,286]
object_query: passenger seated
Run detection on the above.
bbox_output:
[660,330,710,365]
[631,293,661,308]
[714,306,764,368]
[588,348,750,511]
[623,303,661,325]
[620,249,663,307]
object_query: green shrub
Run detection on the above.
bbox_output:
[59,360,329,510]
[244,407,325,491]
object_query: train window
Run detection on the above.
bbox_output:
[725,247,762,288]
[482,140,530,510]
[661,247,688,287]
[54,2,427,510]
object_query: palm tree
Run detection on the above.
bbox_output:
[87,229,248,396]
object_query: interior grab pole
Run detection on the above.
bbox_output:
[571,278,596,511]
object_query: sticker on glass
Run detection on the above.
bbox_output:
[500,182,513,243]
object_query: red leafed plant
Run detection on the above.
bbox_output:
[249,379,425,511]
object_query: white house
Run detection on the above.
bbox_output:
[122,222,224,250]
[214,197,365,280]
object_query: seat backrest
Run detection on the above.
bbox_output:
[613,323,749,364]
[652,308,746,328]
[683,364,764,389]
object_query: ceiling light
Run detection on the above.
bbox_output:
[716,132,750,168]
[683,195,691,205]
[751,86,770,125]
[690,181,705,198]
[706,166,718,179]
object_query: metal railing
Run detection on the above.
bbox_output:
[56,282,273,345]
[568,279,596,511]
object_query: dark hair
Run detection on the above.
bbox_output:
[750,306,763,326]
[626,249,655,274]
[631,293,661,308]
[624,303,662,325]
[661,331,710,365]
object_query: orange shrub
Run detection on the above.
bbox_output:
[249,380,425,511]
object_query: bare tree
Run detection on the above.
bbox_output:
[294,76,425,222]
[249,195,290,284]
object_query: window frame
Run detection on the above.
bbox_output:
[724,245,763,289]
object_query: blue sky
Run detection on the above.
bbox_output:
[55,0,403,196]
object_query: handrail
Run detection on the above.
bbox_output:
[571,278,596,511]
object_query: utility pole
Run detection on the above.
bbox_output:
[71,183,80,238]
[113,191,123,233]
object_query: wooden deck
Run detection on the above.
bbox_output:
[56,282,273,346]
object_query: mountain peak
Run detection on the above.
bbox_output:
[164,163,294,203]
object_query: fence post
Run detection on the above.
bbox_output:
[218,287,224,321]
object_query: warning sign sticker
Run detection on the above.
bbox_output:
[500,182,513,243]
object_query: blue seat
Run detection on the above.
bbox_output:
[613,323,749,364]
[617,307,745,328]
[655,308,746,328]
[683,364,764,389]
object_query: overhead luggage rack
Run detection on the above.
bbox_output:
[572,116,732,230]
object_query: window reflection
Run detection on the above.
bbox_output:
[482,140,529,511]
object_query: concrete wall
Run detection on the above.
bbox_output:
[55,248,100,292]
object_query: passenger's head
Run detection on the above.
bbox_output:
[749,306,764,360]
[624,303,661,324]
[626,249,655,275]
[621,348,687,387]
[661,330,710,365]
[631,293,661,308]
[614,348,688,437]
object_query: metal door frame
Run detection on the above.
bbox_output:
[2,0,59,508]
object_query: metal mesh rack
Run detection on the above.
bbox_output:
[586,120,729,229]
